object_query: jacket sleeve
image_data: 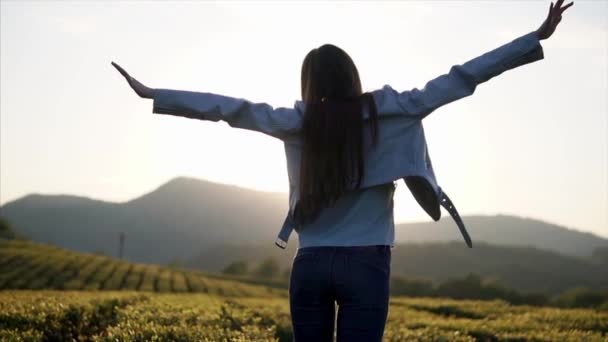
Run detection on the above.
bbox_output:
[152,89,303,140]
[372,30,544,119]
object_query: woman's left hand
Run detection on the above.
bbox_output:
[535,0,574,40]
[111,61,155,99]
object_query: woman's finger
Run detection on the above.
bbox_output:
[553,0,564,16]
[559,2,574,14]
[552,4,562,22]
[112,63,128,79]
[111,61,131,80]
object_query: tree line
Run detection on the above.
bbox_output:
[222,257,608,310]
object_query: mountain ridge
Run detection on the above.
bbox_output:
[1,176,606,264]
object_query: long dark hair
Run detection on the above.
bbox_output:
[293,44,380,228]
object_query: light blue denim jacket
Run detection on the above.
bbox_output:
[152,30,544,250]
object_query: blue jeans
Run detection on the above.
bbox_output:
[288,245,391,342]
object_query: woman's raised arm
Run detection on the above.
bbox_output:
[111,62,302,140]
[372,0,573,120]
[151,88,302,139]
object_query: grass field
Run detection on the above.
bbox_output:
[1,239,607,341]
[0,239,286,296]
[1,291,607,341]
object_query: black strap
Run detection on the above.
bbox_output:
[439,189,473,248]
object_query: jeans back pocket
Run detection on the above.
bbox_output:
[293,250,317,263]
[348,247,391,276]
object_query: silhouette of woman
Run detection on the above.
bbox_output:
[112,1,572,340]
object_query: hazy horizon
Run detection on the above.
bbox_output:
[4,174,608,241]
[1,1,607,238]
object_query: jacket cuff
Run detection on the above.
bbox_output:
[151,88,222,121]
[502,31,544,70]
[464,30,545,85]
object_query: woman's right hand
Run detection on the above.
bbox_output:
[111,61,155,99]
[535,0,574,40]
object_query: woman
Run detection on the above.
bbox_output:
[112,1,572,340]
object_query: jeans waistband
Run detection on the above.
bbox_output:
[298,245,391,253]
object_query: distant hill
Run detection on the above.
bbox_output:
[1,177,606,265]
[395,215,608,257]
[0,177,288,264]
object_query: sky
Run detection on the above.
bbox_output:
[1,0,607,238]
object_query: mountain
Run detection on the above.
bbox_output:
[1,177,606,266]
[390,241,607,294]
[0,177,288,264]
[395,215,608,257]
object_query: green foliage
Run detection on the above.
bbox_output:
[280,267,291,282]
[0,291,148,341]
[592,247,608,264]
[390,276,434,297]
[0,241,607,340]
[1,291,607,341]
[167,258,184,269]
[222,260,249,276]
[0,216,16,240]
[433,273,549,306]
[252,256,280,279]
[552,287,608,309]
[3,239,606,312]
[0,239,286,298]
[92,249,106,256]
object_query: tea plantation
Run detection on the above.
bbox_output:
[1,240,606,341]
